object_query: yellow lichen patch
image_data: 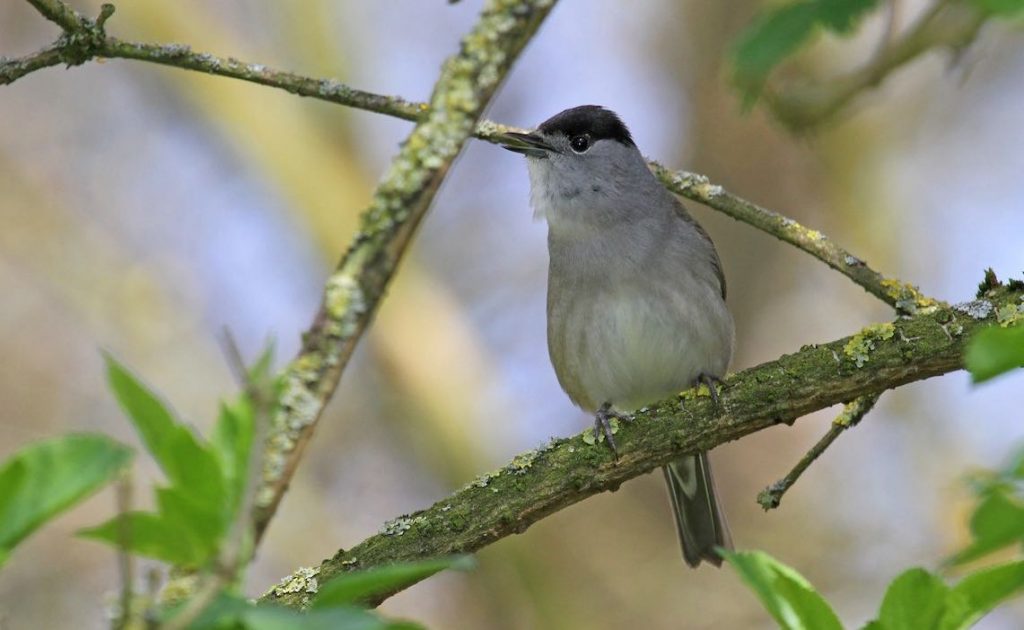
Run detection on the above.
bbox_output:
[881,279,940,314]
[996,302,1024,327]
[797,227,823,242]
[678,383,711,401]
[158,573,200,606]
[268,565,320,598]
[843,323,896,368]
[508,449,539,475]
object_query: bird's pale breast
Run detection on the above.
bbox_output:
[547,261,732,413]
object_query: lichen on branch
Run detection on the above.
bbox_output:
[261,287,1023,610]
[250,0,559,541]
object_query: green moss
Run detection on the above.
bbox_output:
[977,267,1001,297]
[843,322,896,368]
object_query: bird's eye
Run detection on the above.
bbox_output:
[569,135,591,153]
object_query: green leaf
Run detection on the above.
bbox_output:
[178,593,423,630]
[949,491,1024,565]
[940,560,1024,630]
[312,555,475,608]
[89,356,242,566]
[873,568,949,630]
[104,355,226,508]
[970,0,1024,17]
[723,549,843,630]
[732,0,880,106]
[242,606,422,630]
[964,324,1024,383]
[210,398,255,512]
[0,434,132,566]
[79,511,201,565]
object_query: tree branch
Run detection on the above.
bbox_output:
[3,2,929,311]
[765,0,987,132]
[250,0,559,542]
[649,164,934,312]
[0,44,66,84]
[260,287,1021,609]
[7,0,954,599]
[24,0,91,32]
[757,392,881,510]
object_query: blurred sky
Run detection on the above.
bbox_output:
[1,1,1023,628]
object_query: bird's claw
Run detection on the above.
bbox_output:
[594,402,633,456]
[697,373,725,407]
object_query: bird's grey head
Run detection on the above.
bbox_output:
[500,106,657,227]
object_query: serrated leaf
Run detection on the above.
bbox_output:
[940,560,1024,630]
[964,324,1024,383]
[872,568,949,630]
[104,355,226,508]
[723,549,843,630]
[95,356,238,566]
[732,0,880,106]
[0,434,132,566]
[312,555,475,608]
[949,491,1024,565]
[80,511,202,565]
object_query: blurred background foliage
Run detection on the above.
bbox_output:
[1,0,1023,628]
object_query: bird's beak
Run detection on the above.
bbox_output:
[498,131,556,158]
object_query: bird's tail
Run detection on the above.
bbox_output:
[662,452,733,567]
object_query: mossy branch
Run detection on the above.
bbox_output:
[250,0,559,542]
[260,287,1022,609]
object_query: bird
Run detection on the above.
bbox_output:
[499,105,734,567]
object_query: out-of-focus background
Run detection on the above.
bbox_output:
[1,1,1023,628]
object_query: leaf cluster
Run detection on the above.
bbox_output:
[725,443,1024,628]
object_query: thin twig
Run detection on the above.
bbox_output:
[161,334,275,630]
[0,44,66,84]
[218,329,270,571]
[765,0,986,131]
[113,473,134,630]
[757,393,882,511]
[649,164,938,313]
[24,0,90,32]
[868,0,902,68]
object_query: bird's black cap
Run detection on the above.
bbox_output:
[537,105,635,147]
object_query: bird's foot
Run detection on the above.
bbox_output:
[593,402,633,456]
[697,373,725,407]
